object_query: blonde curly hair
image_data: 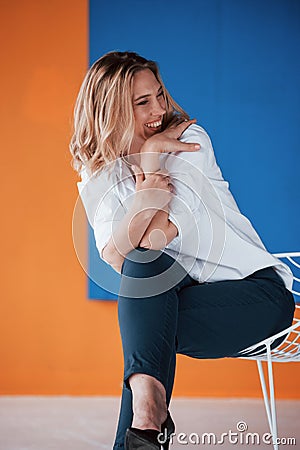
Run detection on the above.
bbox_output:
[70,51,189,176]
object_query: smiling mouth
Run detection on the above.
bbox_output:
[145,119,162,129]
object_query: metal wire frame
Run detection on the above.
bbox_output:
[237,252,300,450]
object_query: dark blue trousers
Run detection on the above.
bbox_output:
[113,248,295,449]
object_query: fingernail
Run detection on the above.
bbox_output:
[195,144,200,149]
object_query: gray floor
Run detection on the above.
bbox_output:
[0,397,299,449]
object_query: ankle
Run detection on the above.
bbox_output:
[129,374,167,431]
[132,400,167,430]
[131,416,160,431]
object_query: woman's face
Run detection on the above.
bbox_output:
[132,69,166,147]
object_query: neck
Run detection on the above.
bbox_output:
[126,136,146,166]
[124,153,141,167]
[130,135,146,153]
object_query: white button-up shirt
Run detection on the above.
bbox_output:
[77,124,293,291]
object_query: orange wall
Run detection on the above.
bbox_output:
[0,0,299,398]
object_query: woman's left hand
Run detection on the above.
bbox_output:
[141,119,200,155]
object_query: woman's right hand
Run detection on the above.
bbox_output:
[132,165,173,212]
[141,118,201,154]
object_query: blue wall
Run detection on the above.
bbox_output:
[88,0,300,299]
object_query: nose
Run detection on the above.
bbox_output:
[151,97,166,117]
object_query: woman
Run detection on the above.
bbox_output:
[70,51,295,450]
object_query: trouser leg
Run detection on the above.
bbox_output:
[175,267,295,358]
[113,382,133,449]
[113,350,176,449]
[113,247,192,449]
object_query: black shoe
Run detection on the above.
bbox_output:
[125,428,160,449]
[124,411,175,450]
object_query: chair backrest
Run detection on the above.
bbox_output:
[273,252,300,300]
[238,252,300,361]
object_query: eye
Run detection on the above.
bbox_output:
[137,100,148,106]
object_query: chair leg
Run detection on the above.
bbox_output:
[257,344,279,450]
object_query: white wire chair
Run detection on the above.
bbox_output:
[237,252,300,450]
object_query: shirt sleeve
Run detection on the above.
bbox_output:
[77,168,126,260]
[162,124,212,249]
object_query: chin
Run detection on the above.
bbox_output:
[144,127,161,136]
